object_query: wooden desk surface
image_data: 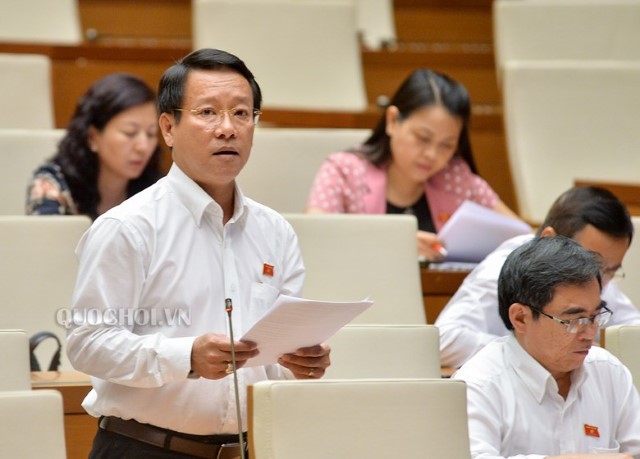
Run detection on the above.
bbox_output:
[31,370,92,385]
[31,371,92,415]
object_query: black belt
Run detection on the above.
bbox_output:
[99,416,246,459]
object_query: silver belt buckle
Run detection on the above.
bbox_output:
[216,442,244,459]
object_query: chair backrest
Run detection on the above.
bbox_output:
[324,324,441,378]
[192,0,367,111]
[0,216,92,371]
[0,54,55,129]
[0,0,82,44]
[502,60,640,224]
[283,214,426,324]
[249,378,471,459]
[0,330,31,390]
[0,128,65,215]
[0,389,66,458]
[604,325,640,390]
[238,127,370,213]
[355,0,396,49]
[493,0,640,83]
[616,216,640,306]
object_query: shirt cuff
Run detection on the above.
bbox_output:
[157,336,197,382]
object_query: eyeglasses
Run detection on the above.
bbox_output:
[527,302,612,334]
[601,265,625,282]
[173,107,262,127]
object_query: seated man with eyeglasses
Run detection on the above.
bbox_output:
[437,186,640,368]
[454,236,640,458]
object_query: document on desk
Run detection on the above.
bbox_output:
[241,294,373,367]
[438,200,532,263]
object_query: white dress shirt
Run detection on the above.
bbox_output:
[436,234,640,368]
[453,335,640,459]
[66,164,305,435]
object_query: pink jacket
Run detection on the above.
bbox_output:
[307,152,499,231]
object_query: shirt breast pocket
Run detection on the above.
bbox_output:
[589,440,620,454]
[248,282,280,323]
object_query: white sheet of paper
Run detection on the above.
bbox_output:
[438,200,532,262]
[240,294,373,367]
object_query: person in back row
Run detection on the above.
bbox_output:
[27,73,164,220]
[306,68,521,262]
[437,185,640,368]
[453,236,640,458]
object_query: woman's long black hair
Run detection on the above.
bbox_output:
[53,73,163,219]
[361,69,477,173]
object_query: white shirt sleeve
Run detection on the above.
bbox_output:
[66,217,195,387]
[435,256,510,367]
[436,236,532,368]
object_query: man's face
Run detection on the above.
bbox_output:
[573,224,629,286]
[159,68,256,197]
[519,278,603,380]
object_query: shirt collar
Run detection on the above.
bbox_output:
[166,163,248,227]
[505,334,557,403]
[506,335,589,404]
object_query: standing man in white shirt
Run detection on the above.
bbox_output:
[454,236,640,458]
[66,48,331,458]
[436,186,640,368]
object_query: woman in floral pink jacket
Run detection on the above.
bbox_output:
[307,69,519,261]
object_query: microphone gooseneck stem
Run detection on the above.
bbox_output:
[225,298,246,459]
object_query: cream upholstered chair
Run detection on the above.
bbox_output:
[0,216,92,371]
[355,0,396,49]
[0,330,31,391]
[493,0,640,84]
[283,214,426,324]
[0,128,65,215]
[193,0,367,111]
[238,127,370,213]
[616,216,640,306]
[285,0,395,49]
[502,61,640,224]
[0,54,55,129]
[324,324,441,379]
[604,325,640,390]
[249,378,471,459]
[0,0,82,44]
[0,390,67,458]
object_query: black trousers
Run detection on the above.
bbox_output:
[89,428,249,459]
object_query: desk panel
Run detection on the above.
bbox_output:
[79,0,191,41]
[362,47,499,106]
[574,180,640,217]
[421,268,470,324]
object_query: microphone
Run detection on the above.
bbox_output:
[225,298,246,459]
